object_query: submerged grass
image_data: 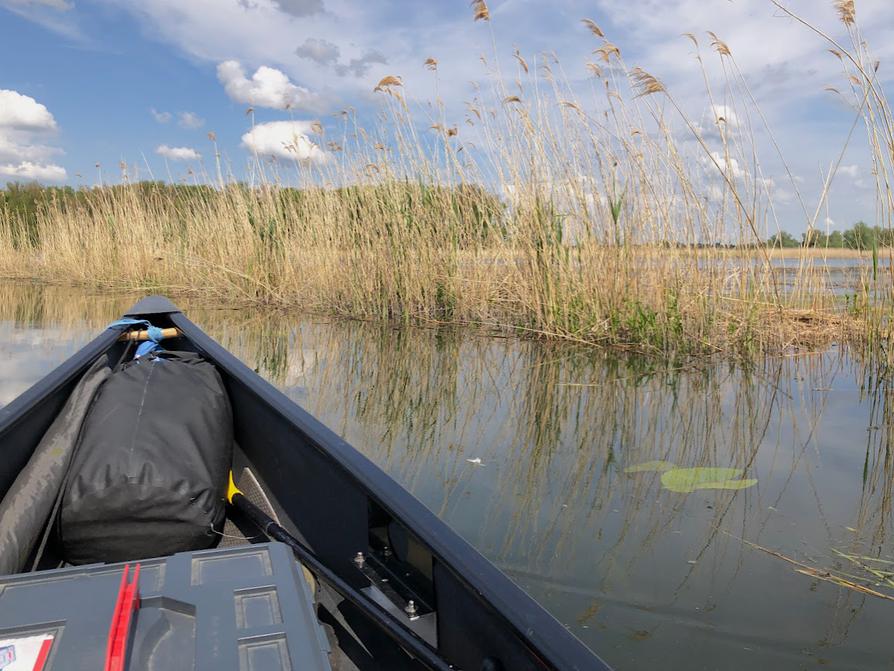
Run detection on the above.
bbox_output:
[0,2,891,360]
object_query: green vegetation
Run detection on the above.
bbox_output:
[625,461,757,493]
[660,468,757,493]
[767,222,886,250]
[767,230,800,249]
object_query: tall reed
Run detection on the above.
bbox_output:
[0,2,889,359]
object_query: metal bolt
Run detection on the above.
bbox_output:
[353,552,365,568]
[383,545,392,557]
[405,599,418,619]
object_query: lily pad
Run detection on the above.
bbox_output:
[660,467,757,493]
[624,460,676,474]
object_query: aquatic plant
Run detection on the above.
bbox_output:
[624,461,757,493]
[660,467,757,493]
[623,460,675,474]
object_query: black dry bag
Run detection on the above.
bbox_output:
[60,351,233,564]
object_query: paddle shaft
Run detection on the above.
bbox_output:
[229,492,456,671]
[118,327,181,342]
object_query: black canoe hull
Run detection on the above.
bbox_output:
[0,296,611,671]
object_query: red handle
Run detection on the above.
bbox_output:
[104,563,141,671]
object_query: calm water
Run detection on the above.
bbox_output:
[720,255,894,298]
[1,283,893,670]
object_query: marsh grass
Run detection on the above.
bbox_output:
[0,2,890,359]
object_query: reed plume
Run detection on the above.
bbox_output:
[471,0,489,22]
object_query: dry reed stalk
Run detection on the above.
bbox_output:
[836,0,856,26]
[739,536,894,603]
[580,19,604,39]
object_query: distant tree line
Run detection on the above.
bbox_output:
[768,222,886,250]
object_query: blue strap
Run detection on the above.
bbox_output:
[108,318,151,331]
[108,319,164,342]
[108,318,166,360]
[145,325,164,343]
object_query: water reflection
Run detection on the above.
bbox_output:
[0,283,892,670]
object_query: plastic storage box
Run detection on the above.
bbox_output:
[0,542,331,670]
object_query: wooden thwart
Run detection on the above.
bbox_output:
[118,327,181,342]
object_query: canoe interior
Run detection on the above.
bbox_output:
[0,298,610,671]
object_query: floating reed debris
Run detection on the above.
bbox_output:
[832,549,894,589]
[739,537,894,604]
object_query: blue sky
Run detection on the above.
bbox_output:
[0,0,892,235]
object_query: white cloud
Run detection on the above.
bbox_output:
[217,60,317,110]
[241,120,326,163]
[594,0,894,104]
[0,90,57,130]
[838,164,859,179]
[711,104,739,129]
[177,111,204,129]
[757,176,794,202]
[155,144,201,161]
[707,183,725,201]
[295,37,340,65]
[774,188,794,205]
[1,0,73,10]
[150,107,172,123]
[295,38,388,78]
[334,49,388,78]
[0,161,66,182]
[0,0,84,41]
[706,152,747,180]
[84,1,402,114]
[272,0,322,17]
[0,134,60,163]
[152,109,203,129]
[0,90,65,183]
